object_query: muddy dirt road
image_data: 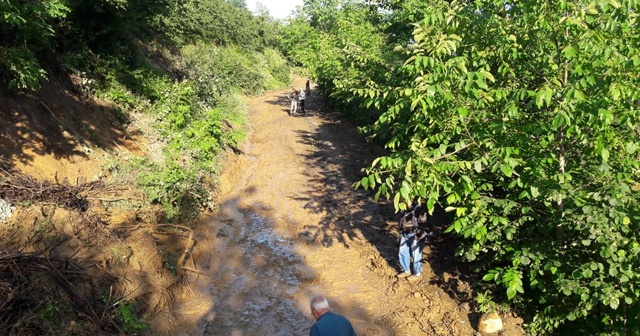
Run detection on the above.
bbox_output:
[151,80,524,336]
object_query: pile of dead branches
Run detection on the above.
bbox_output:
[0,170,132,245]
[0,251,120,335]
[0,171,109,212]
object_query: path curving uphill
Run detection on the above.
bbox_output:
[150,79,524,336]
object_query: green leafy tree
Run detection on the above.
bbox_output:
[0,0,69,90]
[282,0,391,123]
[227,0,247,10]
[159,0,281,49]
[354,0,640,333]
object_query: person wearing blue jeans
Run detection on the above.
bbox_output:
[398,231,424,281]
[397,201,428,281]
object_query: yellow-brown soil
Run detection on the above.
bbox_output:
[0,77,525,335]
[151,79,526,335]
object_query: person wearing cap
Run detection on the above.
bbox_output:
[309,295,356,336]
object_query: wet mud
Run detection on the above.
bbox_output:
[155,80,525,336]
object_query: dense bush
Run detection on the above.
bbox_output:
[0,0,69,90]
[284,0,640,334]
[181,44,289,96]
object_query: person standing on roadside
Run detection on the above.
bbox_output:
[309,296,356,336]
[397,200,429,281]
[299,87,307,115]
[305,80,311,96]
[288,87,299,116]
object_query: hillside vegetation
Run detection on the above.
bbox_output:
[281,0,640,335]
[1,0,289,219]
[0,0,290,334]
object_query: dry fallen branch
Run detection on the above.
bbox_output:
[0,251,120,334]
[0,169,131,210]
[0,170,128,245]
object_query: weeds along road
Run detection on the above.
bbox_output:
[150,79,521,336]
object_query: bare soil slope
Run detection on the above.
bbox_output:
[0,82,184,335]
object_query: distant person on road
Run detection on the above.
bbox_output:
[299,88,307,115]
[309,296,356,336]
[288,87,299,116]
[305,80,311,96]
[397,199,429,281]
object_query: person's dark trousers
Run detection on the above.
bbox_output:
[300,99,306,113]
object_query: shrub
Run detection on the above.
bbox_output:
[0,0,69,90]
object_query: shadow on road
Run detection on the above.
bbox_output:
[282,89,476,305]
[176,194,390,335]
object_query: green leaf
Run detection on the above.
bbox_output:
[610,85,621,100]
[610,297,620,310]
[544,87,553,106]
[400,183,410,201]
[361,176,369,189]
[500,164,513,177]
[601,148,610,163]
[393,192,400,210]
[507,287,517,300]
[563,46,576,58]
[427,197,435,214]
[598,109,613,124]
[480,70,495,82]
[530,186,540,198]
[474,161,482,173]
[625,143,637,154]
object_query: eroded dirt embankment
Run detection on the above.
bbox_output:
[154,81,526,336]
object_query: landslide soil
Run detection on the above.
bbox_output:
[0,76,525,335]
[0,79,177,335]
[155,80,525,336]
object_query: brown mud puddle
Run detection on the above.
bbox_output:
[151,80,525,336]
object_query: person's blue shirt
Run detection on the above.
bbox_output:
[310,311,356,336]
